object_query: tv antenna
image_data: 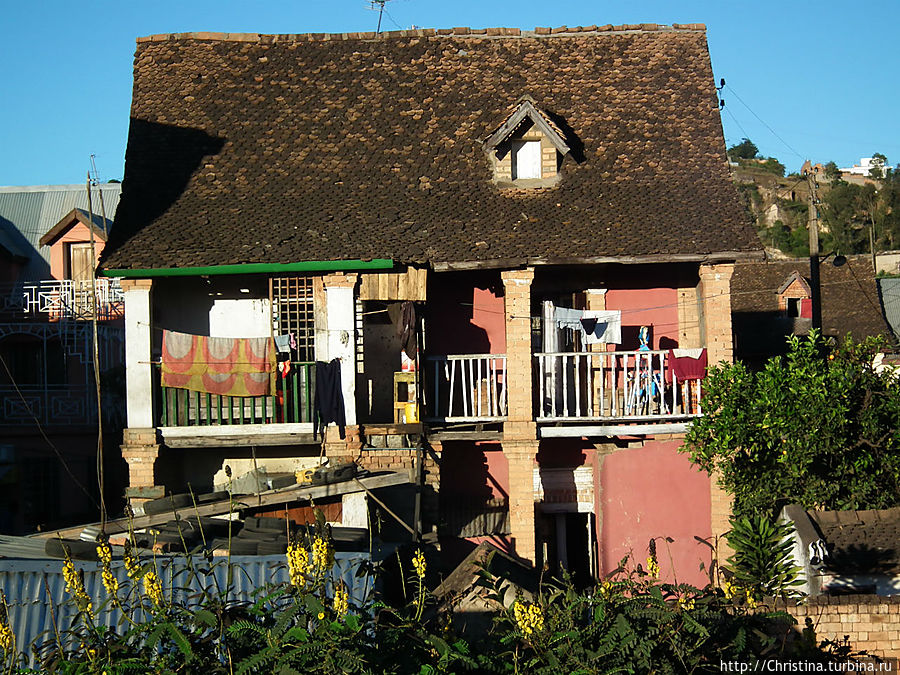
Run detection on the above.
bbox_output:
[367,0,388,34]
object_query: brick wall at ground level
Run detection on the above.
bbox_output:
[776,595,900,658]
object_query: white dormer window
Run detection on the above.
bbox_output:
[483,95,573,187]
[511,140,542,180]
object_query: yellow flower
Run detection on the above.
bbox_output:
[412,550,426,579]
[512,600,544,636]
[722,579,737,600]
[311,536,333,573]
[142,570,163,607]
[62,560,95,620]
[333,584,349,619]
[96,540,119,596]
[646,555,660,578]
[599,580,612,598]
[677,596,695,611]
[286,541,309,589]
[745,589,759,609]
[0,620,13,653]
[317,612,325,620]
[123,542,141,579]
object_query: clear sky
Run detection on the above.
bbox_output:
[1,0,897,185]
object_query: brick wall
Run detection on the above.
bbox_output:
[776,595,900,659]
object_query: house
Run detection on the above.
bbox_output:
[731,255,893,367]
[99,24,761,584]
[0,184,125,533]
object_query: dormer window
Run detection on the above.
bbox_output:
[511,140,541,179]
[484,95,572,187]
[777,271,812,318]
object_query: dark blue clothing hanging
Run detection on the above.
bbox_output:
[313,358,346,440]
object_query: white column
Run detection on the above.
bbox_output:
[123,279,154,429]
[325,283,357,425]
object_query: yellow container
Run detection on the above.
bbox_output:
[403,403,419,423]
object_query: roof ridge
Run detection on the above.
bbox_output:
[136,23,706,44]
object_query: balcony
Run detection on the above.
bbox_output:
[155,362,317,447]
[0,278,124,321]
[425,354,507,422]
[535,349,702,437]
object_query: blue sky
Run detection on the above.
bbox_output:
[1,0,897,185]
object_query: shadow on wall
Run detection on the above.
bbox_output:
[100,119,226,265]
[0,216,48,281]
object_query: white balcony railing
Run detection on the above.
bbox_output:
[426,354,507,422]
[536,350,702,422]
[0,278,124,321]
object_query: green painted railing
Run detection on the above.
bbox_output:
[157,362,315,426]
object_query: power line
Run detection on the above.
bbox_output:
[0,351,100,510]
[725,84,805,161]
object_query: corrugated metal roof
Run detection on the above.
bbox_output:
[878,278,900,340]
[0,552,373,667]
[0,184,121,281]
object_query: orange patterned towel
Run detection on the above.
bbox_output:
[161,330,276,397]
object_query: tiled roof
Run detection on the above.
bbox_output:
[102,25,759,271]
[731,256,892,348]
[810,508,900,575]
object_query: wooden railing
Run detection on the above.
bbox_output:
[158,362,315,427]
[535,350,702,422]
[426,354,507,422]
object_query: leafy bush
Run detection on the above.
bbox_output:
[682,332,900,518]
[724,516,803,600]
[0,520,871,673]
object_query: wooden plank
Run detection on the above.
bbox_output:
[35,472,412,540]
[163,432,319,448]
[539,422,692,438]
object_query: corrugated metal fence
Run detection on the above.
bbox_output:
[0,552,372,667]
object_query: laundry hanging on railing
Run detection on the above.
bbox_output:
[314,358,346,440]
[666,348,708,382]
[160,330,276,397]
[553,306,622,345]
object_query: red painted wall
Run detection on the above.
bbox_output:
[441,441,509,500]
[605,287,679,350]
[438,441,512,566]
[599,439,711,587]
[426,272,505,355]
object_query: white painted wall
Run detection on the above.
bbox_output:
[209,298,271,337]
[325,285,357,425]
[124,284,153,428]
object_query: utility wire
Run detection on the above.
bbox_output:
[725,84,805,161]
[0,351,100,509]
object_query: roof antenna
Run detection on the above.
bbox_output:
[368,0,387,34]
[717,77,726,109]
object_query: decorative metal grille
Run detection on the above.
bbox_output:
[270,276,316,362]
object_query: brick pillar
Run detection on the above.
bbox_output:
[699,263,736,568]
[677,285,702,349]
[500,268,538,563]
[121,427,161,499]
[505,439,538,563]
[698,263,734,366]
[501,268,536,440]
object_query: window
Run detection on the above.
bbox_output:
[270,276,316,362]
[511,140,542,180]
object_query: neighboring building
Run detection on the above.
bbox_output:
[731,256,892,367]
[0,184,125,533]
[100,24,761,584]
[782,504,900,597]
